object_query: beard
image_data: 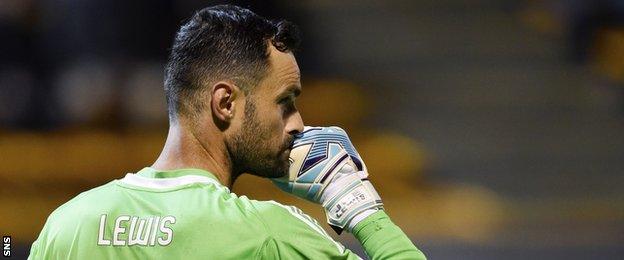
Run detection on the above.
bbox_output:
[226,98,293,180]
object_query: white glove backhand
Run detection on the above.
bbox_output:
[272,126,383,234]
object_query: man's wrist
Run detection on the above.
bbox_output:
[351,210,391,237]
[346,208,380,232]
[321,172,384,234]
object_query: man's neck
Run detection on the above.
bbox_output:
[151,124,234,188]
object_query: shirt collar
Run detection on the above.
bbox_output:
[119,167,225,190]
[136,167,220,181]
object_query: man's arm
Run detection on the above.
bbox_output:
[272,126,427,259]
[27,239,42,260]
[352,211,426,259]
[253,201,359,259]
[255,201,425,259]
[256,236,359,259]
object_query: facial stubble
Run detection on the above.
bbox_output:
[227,98,291,181]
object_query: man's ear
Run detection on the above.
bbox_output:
[211,81,239,125]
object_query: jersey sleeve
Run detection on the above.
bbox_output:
[352,210,427,259]
[253,201,362,259]
[253,201,426,260]
[256,235,362,259]
[28,210,55,260]
[27,239,41,260]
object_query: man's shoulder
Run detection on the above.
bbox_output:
[249,199,312,223]
[248,200,330,237]
[34,181,118,248]
[48,181,118,221]
[247,199,346,254]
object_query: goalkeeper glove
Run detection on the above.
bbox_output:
[272,126,383,234]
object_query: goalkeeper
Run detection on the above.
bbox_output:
[29,5,426,260]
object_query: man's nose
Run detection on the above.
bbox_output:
[286,111,304,135]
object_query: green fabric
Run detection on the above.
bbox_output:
[352,211,427,260]
[134,167,216,179]
[29,168,425,259]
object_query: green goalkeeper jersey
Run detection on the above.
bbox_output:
[29,168,426,259]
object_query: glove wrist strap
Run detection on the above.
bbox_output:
[322,173,383,234]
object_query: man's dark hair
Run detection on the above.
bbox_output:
[164,5,300,120]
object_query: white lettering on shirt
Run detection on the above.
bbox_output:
[157,216,176,246]
[97,215,111,246]
[113,215,130,246]
[97,215,176,247]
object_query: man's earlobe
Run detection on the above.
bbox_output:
[211,82,237,123]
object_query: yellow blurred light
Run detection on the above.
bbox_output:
[357,132,427,182]
[298,79,369,130]
[591,27,624,82]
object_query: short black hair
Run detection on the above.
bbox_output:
[164,5,300,121]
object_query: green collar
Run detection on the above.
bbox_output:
[136,167,221,183]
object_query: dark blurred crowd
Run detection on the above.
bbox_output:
[2,0,624,130]
[521,0,624,111]
[0,0,312,130]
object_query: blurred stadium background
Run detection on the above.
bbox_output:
[1,0,624,259]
